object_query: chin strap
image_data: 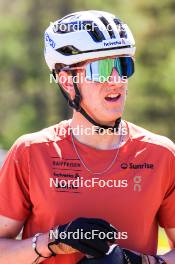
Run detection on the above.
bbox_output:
[79,108,121,133]
[53,70,121,133]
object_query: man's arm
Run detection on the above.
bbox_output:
[135,228,175,264]
[123,228,175,264]
[157,228,175,264]
[0,215,51,264]
[0,215,117,263]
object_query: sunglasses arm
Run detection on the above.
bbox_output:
[60,66,85,72]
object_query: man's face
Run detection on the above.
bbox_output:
[76,65,128,125]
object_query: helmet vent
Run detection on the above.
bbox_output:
[113,18,122,25]
[99,16,115,39]
[56,45,80,55]
[113,18,127,39]
[53,22,77,34]
[82,21,105,42]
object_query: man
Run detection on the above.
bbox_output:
[0,10,174,264]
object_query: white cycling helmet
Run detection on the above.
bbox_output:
[44,10,136,70]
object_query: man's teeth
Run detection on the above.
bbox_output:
[107,94,120,98]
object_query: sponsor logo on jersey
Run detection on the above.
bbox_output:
[51,158,81,193]
[53,160,81,168]
[133,175,142,192]
[121,162,154,169]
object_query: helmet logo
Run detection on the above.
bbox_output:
[104,39,125,47]
[45,33,56,48]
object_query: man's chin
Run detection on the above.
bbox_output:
[99,116,122,127]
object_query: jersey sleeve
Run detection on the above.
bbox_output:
[0,137,31,221]
[158,150,175,228]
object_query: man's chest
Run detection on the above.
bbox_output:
[29,142,165,228]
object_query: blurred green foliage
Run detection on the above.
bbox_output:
[0,0,175,149]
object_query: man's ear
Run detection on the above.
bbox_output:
[57,71,75,100]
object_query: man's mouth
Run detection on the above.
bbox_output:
[105,93,121,102]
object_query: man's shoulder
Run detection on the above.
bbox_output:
[14,119,71,148]
[127,121,175,156]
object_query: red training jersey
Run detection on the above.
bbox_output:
[0,120,175,264]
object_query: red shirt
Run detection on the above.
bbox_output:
[0,120,175,264]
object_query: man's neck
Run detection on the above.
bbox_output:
[70,112,129,150]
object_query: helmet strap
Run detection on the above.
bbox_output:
[53,70,121,133]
